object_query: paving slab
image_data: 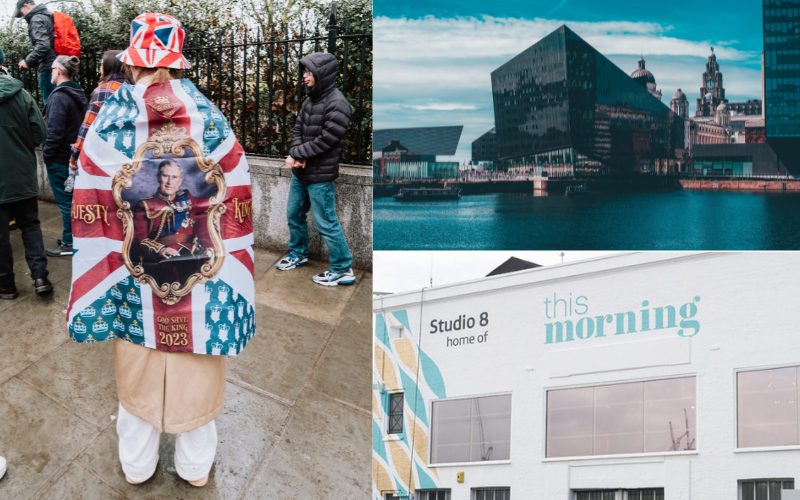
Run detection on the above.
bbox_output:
[76,383,289,499]
[253,249,284,282]
[255,260,363,326]
[17,341,118,429]
[344,273,373,324]
[0,293,70,385]
[242,388,370,499]
[37,463,125,500]
[227,303,333,405]
[310,314,371,411]
[0,378,101,499]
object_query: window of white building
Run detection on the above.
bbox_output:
[574,489,664,500]
[416,489,451,500]
[387,392,404,434]
[430,394,512,464]
[739,478,795,500]
[737,366,800,448]
[471,487,511,500]
[546,377,696,458]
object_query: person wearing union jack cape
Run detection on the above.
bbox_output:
[67,13,256,488]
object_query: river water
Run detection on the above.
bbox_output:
[374,191,800,250]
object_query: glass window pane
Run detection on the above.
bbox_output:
[547,387,594,457]
[644,377,696,452]
[594,382,643,455]
[470,395,512,461]
[549,378,696,458]
[432,398,472,463]
[756,480,768,500]
[738,367,799,447]
[433,395,512,463]
[388,393,404,434]
[769,480,782,499]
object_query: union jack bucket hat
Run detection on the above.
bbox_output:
[117,13,191,70]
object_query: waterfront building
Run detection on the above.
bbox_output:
[373,126,463,179]
[691,142,788,176]
[471,128,497,167]
[373,253,800,500]
[630,57,663,101]
[745,117,766,144]
[728,99,762,116]
[695,48,727,118]
[689,119,730,147]
[763,0,800,172]
[490,26,684,174]
[669,89,689,119]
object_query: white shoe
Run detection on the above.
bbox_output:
[0,456,7,480]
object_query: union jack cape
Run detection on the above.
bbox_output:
[67,78,256,356]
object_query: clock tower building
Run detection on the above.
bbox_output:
[696,47,727,117]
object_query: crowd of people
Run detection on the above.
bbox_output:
[1,0,356,488]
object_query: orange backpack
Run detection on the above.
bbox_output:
[52,11,81,57]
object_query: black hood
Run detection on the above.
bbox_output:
[23,3,49,22]
[300,52,338,100]
[50,80,86,108]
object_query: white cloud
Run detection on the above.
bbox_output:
[375,16,756,63]
[404,102,480,111]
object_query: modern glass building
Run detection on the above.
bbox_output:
[490,26,684,174]
[763,0,800,171]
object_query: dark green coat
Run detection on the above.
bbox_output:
[0,75,46,205]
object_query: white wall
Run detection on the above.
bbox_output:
[374,253,800,499]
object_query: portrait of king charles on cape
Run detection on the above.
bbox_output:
[131,159,214,285]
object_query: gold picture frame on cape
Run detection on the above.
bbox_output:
[112,122,227,305]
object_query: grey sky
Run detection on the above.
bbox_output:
[374,251,618,294]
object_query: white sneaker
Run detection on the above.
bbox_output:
[0,456,6,480]
[311,268,356,287]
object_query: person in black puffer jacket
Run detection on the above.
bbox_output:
[276,52,356,287]
[42,55,85,257]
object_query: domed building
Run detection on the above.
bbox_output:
[630,57,662,101]
[715,101,730,127]
[670,88,689,118]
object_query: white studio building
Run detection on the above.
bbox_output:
[372,252,800,500]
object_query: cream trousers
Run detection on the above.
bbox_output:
[116,403,217,482]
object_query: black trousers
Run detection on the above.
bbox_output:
[0,197,49,289]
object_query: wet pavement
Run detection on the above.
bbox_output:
[0,201,371,499]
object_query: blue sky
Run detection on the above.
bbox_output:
[374,0,765,162]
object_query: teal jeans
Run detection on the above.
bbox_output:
[286,175,353,272]
[45,162,72,246]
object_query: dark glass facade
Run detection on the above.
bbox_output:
[491,26,684,174]
[691,144,789,177]
[763,0,800,138]
[471,128,497,163]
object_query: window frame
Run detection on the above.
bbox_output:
[416,489,452,500]
[735,364,800,451]
[543,374,698,461]
[429,391,513,467]
[387,391,404,435]
[471,486,511,500]
[738,478,795,500]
